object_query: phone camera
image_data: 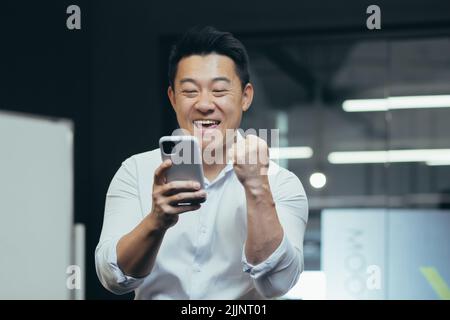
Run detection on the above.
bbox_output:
[162,141,176,154]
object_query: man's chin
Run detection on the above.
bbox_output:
[194,128,223,142]
[200,139,223,151]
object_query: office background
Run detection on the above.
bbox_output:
[1,0,449,299]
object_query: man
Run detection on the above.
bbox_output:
[95,26,308,299]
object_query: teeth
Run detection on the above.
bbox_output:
[194,120,220,125]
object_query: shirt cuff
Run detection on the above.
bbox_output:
[242,232,291,279]
[107,237,145,286]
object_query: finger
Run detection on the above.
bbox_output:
[234,140,247,165]
[230,139,244,160]
[154,159,172,185]
[170,204,202,214]
[167,190,207,205]
[161,180,201,195]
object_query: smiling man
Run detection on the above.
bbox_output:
[95,26,308,299]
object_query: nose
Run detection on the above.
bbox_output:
[194,90,215,114]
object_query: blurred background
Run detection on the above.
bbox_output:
[1,0,449,299]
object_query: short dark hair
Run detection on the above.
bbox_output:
[168,26,250,90]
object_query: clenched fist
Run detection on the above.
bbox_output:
[229,134,270,188]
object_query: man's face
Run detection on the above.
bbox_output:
[168,54,253,150]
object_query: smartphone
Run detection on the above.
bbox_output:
[159,135,205,205]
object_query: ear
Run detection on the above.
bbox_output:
[241,83,254,112]
[168,86,176,111]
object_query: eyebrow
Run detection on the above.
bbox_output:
[178,77,231,85]
[211,77,231,84]
[179,78,197,85]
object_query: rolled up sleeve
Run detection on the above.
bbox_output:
[95,157,146,294]
[95,236,145,294]
[242,168,308,298]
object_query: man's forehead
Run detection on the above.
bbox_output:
[176,54,237,77]
[179,53,234,64]
[180,77,231,84]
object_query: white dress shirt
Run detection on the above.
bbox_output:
[95,148,308,299]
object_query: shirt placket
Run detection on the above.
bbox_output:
[189,180,211,298]
[189,166,232,299]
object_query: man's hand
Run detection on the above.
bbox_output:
[116,159,206,278]
[151,159,206,229]
[230,135,283,266]
[229,134,270,189]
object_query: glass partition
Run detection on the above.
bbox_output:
[241,34,450,299]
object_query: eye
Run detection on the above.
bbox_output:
[212,89,228,97]
[181,90,198,97]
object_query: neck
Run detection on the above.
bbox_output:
[201,142,233,182]
[202,162,227,182]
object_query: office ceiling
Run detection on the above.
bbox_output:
[242,36,450,206]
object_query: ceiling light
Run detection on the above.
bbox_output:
[328,149,450,164]
[269,147,313,159]
[310,172,327,189]
[343,95,450,112]
[426,160,450,166]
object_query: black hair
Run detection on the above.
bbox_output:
[168,26,250,90]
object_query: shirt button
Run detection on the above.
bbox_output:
[201,226,207,233]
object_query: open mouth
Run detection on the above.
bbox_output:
[193,119,221,130]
